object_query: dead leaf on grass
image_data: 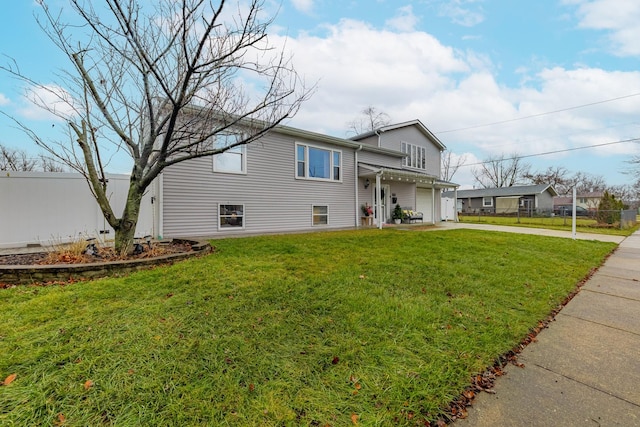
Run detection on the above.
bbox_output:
[54,413,66,426]
[3,373,17,386]
[351,413,359,424]
[83,380,94,390]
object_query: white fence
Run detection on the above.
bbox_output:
[0,171,154,248]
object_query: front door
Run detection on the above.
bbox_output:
[374,185,390,223]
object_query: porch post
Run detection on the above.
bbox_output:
[431,185,436,225]
[454,187,459,222]
[376,173,383,230]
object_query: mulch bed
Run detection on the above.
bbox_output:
[0,241,194,266]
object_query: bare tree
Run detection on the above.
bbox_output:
[471,153,530,188]
[346,106,391,136]
[523,166,570,194]
[0,144,66,172]
[2,0,310,253]
[0,144,37,171]
[441,150,466,182]
[565,172,607,195]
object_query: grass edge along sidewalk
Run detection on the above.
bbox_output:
[0,229,616,426]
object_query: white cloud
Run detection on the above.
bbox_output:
[0,93,9,106]
[270,17,640,186]
[567,0,640,56]
[291,0,314,14]
[18,85,78,121]
[438,0,485,27]
[385,5,419,32]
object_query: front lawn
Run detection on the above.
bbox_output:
[0,229,615,426]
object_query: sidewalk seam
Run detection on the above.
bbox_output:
[582,288,640,303]
[531,363,640,409]
[557,312,640,338]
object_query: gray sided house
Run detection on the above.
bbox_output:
[443,184,558,215]
[153,119,457,239]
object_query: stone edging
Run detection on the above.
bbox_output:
[0,239,212,286]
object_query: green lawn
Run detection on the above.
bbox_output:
[0,229,616,426]
[458,214,639,236]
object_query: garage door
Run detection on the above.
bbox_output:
[416,188,433,223]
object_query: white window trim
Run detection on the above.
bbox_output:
[218,203,246,231]
[295,142,342,182]
[312,204,329,226]
[213,144,247,175]
[482,197,493,207]
[401,141,427,171]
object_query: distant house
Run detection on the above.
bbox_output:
[554,191,603,211]
[442,184,558,215]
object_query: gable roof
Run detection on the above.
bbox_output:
[444,184,558,198]
[273,124,405,157]
[350,119,447,151]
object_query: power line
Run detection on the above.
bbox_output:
[436,92,640,134]
[460,136,640,168]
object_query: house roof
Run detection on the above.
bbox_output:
[273,124,406,158]
[350,119,447,151]
[443,184,558,198]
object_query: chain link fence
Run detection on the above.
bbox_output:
[460,208,638,229]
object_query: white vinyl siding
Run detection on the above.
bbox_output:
[296,143,341,181]
[162,132,356,237]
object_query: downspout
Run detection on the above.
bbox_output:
[355,145,362,227]
[375,129,381,148]
[376,172,383,229]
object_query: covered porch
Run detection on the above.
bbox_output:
[356,163,459,229]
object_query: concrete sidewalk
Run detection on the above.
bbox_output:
[435,220,626,244]
[455,230,640,426]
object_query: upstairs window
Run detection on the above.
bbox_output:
[296,143,341,181]
[401,142,427,170]
[214,133,246,174]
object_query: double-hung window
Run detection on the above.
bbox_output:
[219,204,244,229]
[312,205,328,226]
[296,143,341,181]
[213,133,246,174]
[483,197,493,207]
[401,142,427,170]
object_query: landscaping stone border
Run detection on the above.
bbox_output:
[0,239,212,286]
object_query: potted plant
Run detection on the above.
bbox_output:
[392,203,403,224]
[361,203,373,217]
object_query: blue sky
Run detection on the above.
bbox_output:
[2,0,640,189]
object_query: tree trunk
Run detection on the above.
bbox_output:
[113,184,144,255]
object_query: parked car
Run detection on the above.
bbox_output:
[553,205,590,216]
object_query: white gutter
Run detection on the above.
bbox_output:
[375,129,382,148]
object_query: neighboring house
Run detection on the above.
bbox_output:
[154,119,458,239]
[443,184,558,215]
[554,191,604,211]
